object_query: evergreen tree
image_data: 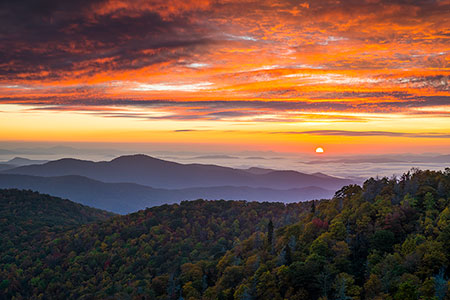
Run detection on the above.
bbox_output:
[285,244,292,266]
[267,220,274,247]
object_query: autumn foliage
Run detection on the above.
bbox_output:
[1,168,449,299]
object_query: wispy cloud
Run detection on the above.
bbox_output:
[272,130,450,139]
[130,82,213,92]
[0,0,449,139]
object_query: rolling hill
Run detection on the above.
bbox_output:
[0,188,114,260]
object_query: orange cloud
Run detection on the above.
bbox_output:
[0,0,448,151]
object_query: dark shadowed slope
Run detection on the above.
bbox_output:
[0,174,333,214]
[2,154,353,190]
[0,189,113,229]
[0,188,114,255]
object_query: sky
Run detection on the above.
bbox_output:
[0,0,449,155]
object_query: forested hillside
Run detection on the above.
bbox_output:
[210,169,450,300]
[0,196,311,299]
[0,189,114,271]
[1,169,449,299]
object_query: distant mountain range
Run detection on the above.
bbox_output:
[1,154,352,190]
[0,174,333,214]
[0,154,354,213]
[2,157,48,166]
[0,157,48,171]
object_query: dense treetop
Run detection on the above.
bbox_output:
[1,168,449,299]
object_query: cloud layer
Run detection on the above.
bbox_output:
[0,0,449,138]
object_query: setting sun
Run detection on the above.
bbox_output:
[315,147,324,153]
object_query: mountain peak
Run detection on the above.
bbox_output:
[113,154,151,159]
[7,157,32,163]
[6,157,48,166]
[110,154,166,163]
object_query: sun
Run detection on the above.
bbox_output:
[315,147,324,153]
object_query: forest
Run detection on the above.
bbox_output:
[0,168,449,299]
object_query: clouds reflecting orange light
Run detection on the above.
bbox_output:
[0,0,448,153]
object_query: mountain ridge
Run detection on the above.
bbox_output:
[2,154,353,191]
[0,173,334,214]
